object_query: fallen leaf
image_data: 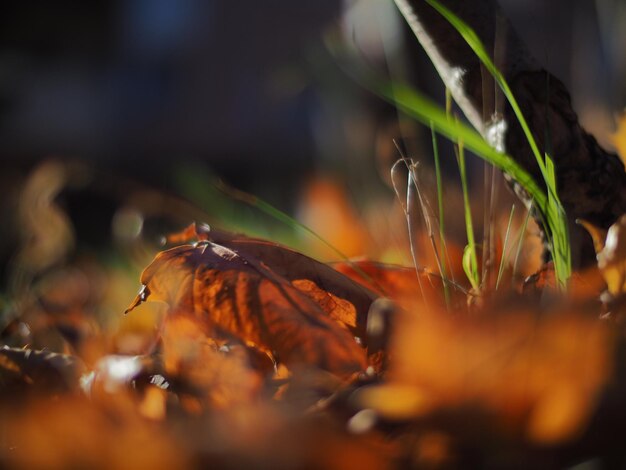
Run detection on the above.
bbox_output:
[580,215,626,297]
[4,395,186,470]
[168,224,378,338]
[0,346,84,396]
[127,238,368,378]
[596,215,626,296]
[159,312,263,407]
[291,278,358,329]
[332,260,467,309]
[577,219,608,255]
[138,385,167,420]
[355,383,433,420]
[361,308,612,444]
[522,261,606,301]
[526,383,592,444]
[296,176,370,257]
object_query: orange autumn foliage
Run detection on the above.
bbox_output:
[297,177,370,258]
[332,260,467,309]
[127,235,370,379]
[159,313,264,408]
[4,395,186,469]
[358,307,614,444]
[168,225,377,336]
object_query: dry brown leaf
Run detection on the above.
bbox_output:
[127,238,368,378]
[357,308,613,445]
[297,177,370,257]
[0,347,84,396]
[332,260,467,309]
[596,215,626,297]
[580,215,626,297]
[168,224,378,338]
[138,386,168,420]
[17,160,74,274]
[159,312,263,408]
[291,278,358,329]
[522,261,606,301]
[3,396,187,470]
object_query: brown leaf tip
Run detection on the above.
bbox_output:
[124,285,150,314]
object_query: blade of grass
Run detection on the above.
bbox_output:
[482,155,499,291]
[512,202,533,283]
[456,140,480,290]
[544,153,571,287]
[365,69,565,288]
[326,38,560,284]
[379,17,452,306]
[431,124,447,274]
[391,157,430,309]
[496,204,516,290]
[409,158,450,305]
[430,124,452,304]
[445,98,480,293]
[393,141,448,288]
[424,0,547,181]
[361,75,548,213]
[440,90,458,284]
[424,0,571,288]
[213,179,386,294]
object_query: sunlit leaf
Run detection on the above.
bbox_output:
[578,219,608,255]
[127,237,369,378]
[355,384,433,420]
[361,308,612,444]
[159,313,263,407]
[580,215,626,297]
[597,215,626,296]
[168,224,378,338]
[0,347,84,396]
[5,396,186,469]
[332,260,467,308]
[462,244,480,291]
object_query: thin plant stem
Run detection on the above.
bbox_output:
[430,124,452,306]
[214,180,385,294]
[512,202,533,284]
[390,158,430,311]
[424,0,571,289]
[496,204,516,290]
[456,140,480,291]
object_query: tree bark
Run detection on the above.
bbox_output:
[394,0,626,268]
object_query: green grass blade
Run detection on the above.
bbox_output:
[422,0,571,288]
[462,244,479,291]
[456,140,480,290]
[424,0,547,181]
[212,180,385,293]
[371,78,548,212]
[327,34,568,286]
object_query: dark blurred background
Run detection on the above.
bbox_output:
[0,0,624,289]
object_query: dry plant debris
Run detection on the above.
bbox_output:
[2,215,626,469]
